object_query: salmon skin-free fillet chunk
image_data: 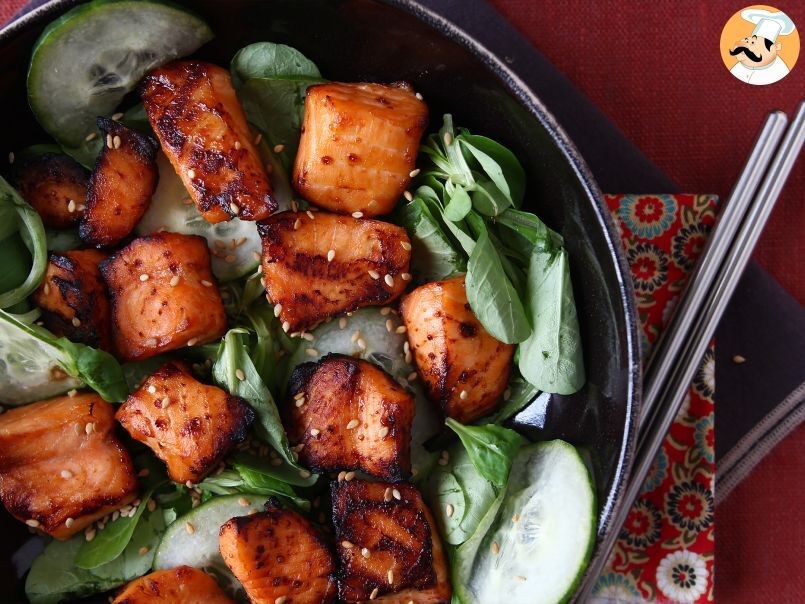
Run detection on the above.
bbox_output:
[0,393,137,540]
[331,480,451,603]
[219,500,337,604]
[12,152,88,229]
[400,276,514,423]
[294,82,428,217]
[259,211,411,332]
[112,565,234,603]
[116,362,254,484]
[79,117,159,247]
[141,61,276,223]
[285,354,414,481]
[101,232,227,361]
[32,249,112,351]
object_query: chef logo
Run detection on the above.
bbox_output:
[720,5,799,85]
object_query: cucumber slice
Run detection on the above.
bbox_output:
[454,440,596,604]
[154,494,268,599]
[28,0,213,151]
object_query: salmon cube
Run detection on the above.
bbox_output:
[113,566,234,603]
[79,117,159,247]
[219,501,337,604]
[32,249,112,351]
[0,393,137,539]
[259,211,411,332]
[331,480,451,603]
[141,61,276,223]
[116,362,254,484]
[100,232,227,361]
[285,354,414,481]
[294,82,428,217]
[400,276,514,423]
[12,152,89,229]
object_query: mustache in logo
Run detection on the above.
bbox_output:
[730,45,763,62]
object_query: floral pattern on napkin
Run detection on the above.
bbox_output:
[592,194,718,603]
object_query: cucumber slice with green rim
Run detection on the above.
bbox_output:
[454,440,596,604]
[154,494,268,599]
[28,0,213,151]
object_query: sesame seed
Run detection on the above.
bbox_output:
[381,306,393,315]
[106,134,113,148]
[352,211,364,218]
[201,280,213,287]
[438,457,448,466]
[395,325,407,334]
[305,348,319,357]
[362,547,371,558]
[407,372,418,381]
[514,575,527,581]
[293,217,301,230]
[351,330,361,343]
[339,317,348,329]
[248,508,259,514]
[346,419,359,429]
[139,273,149,281]
[387,569,394,584]
[403,190,413,202]
[512,513,521,522]
[273,303,283,317]
[147,500,156,512]
[275,598,287,604]
[302,332,314,341]
[234,140,242,150]
[295,397,306,408]
[341,540,354,549]
[405,351,412,364]
[185,522,195,534]
[401,241,412,251]
[254,133,262,145]
[306,210,315,220]
[67,199,76,213]
[65,517,74,528]
[378,426,389,438]
[291,200,299,212]
[310,428,320,436]
[146,337,158,347]
[733,355,747,364]
[60,470,73,479]
[187,169,196,179]
[446,504,454,517]
[187,338,199,346]
[344,471,356,481]
[415,92,424,100]
[185,481,194,488]
[392,488,401,500]
[235,368,246,381]
[238,497,250,507]
[368,269,380,279]
[67,389,77,397]
[357,338,367,350]
[85,132,97,141]
[85,527,96,541]
[491,541,500,555]
[282,321,290,332]
[73,422,82,435]
[112,135,121,149]
[327,249,335,262]
[84,422,94,435]
[503,388,511,401]
[338,471,346,482]
[444,132,453,146]
[111,112,124,120]
[138,546,150,556]
[273,144,285,153]
[71,317,82,327]
[401,272,412,281]
[460,390,468,400]
[161,396,171,409]
[370,588,379,600]
[384,487,393,502]
[166,274,180,287]
[299,469,312,478]
[26,519,39,527]
[77,204,86,211]
[137,468,150,478]
[384,274,394,287]
[43,282,51,295]
[409,168,421,178]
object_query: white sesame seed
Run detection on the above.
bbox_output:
[339,317,348,329]
[111,112,124,121]
[415,92,424,100]
[444,132,453,146]
[43,282,51,295]
[67,199,76,213]
[77,204,85,212]
[306,210,315,220]
[514,575,527,581]
[357,338,367,350]
[112,135,121,150]
[341,540,354,549]
[291,200,299,212]
[327,249,335,262]
[85,132,97,142]
[238,497,250,507]
[67,389,77,397]
[346,419,359,430]
[273,144,285,153]
[274,303,283,317]
[351,211,364,218]
[338,471,346,482]
[282,321,290,333]
[344,471,355,481]
[161,396,171,409]
[201,280,213,287]
[381,307,393,316]
[460,390,468,400]
[187,169,196,179]
[492,542,500,555]
[139,273,149,281]
[401,272,412,281]
[388,569,394,584]
[295,397,305,408]
[503,388,511,401]
[275,598,287,604]
[147,500,156,512]
[310,428,320,436]
[235,368,246,381]
[368,269,380,279]
[70,316,81,328]
[384,487,393,502]
[409,168,420,178]
[187,338,199,346]
[438,457,448,466]
[512,513,521,522]
[305,348,319,357]
[385,319,394,332]
[446,504,454,517]
[185,522,195,534]
[106,134,113,149]
[60,470,73,479]
[733,355,747,364]
[401,241,412,251]
[65,517,74,527]
[395,325,407,334]
[405,351,412,364]
[392,488,401,500]
[26,519,39,527]
[384,274,394,287]
[293,217,301,230]
[302,332,314,341]
[407,372,418,381]
[146,337,158,347]
[403,190,413,202]
[351,330,361,343]
[234,140,242,150]
[299,469,312,478]
[378,427,389,438]
[138,546,150,556]
[84,422,94,435]
[85,527,96,541]
[370,588,379,600]
[254,133,262,145]
[146,384,157,394]
[362,547,371,558]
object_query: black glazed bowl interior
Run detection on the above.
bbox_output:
[0,0,641,600]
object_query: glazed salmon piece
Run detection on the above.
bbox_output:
[400,276,514,423]
[259,211,411,332]
[116,362,254,484]
[79,117,159,247]
[0,393,137,540]
[332,480,451,603]
[219,502,337,604]
[32,249,112,351]
[294,82,428,217]
[285,354,414,481]
[113,566,234,604]
[101,232,227,361]
[12,152,88,229]
[141,61,276,223]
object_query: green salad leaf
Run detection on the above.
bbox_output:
[235,463,311,510]
[445,419,526,489]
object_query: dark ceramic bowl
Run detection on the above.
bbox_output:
[0,0,641,600]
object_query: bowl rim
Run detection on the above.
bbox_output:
[0,0,642,595]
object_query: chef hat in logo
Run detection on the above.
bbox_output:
[741,9,796,42]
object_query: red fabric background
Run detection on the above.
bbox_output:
[490,0,804,304]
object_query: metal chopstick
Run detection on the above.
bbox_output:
[638,111,788,433]
[576,101,804,602]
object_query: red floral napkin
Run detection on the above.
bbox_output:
[592,194,717,603]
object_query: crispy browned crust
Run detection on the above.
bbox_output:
[258,211,411,332]
[219,501,337,604]
[12,152,89,229]
[32,249,112,351]
[113,565,234,604]
[331,480,451,603]
[100,232,227,361]
[116,362,254,484]
[294,82,428,217]
[400,276,514,423]
[141,61,276,223]
[285,354,413,481]
[79,117,159,247]
[0,393,138,539]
